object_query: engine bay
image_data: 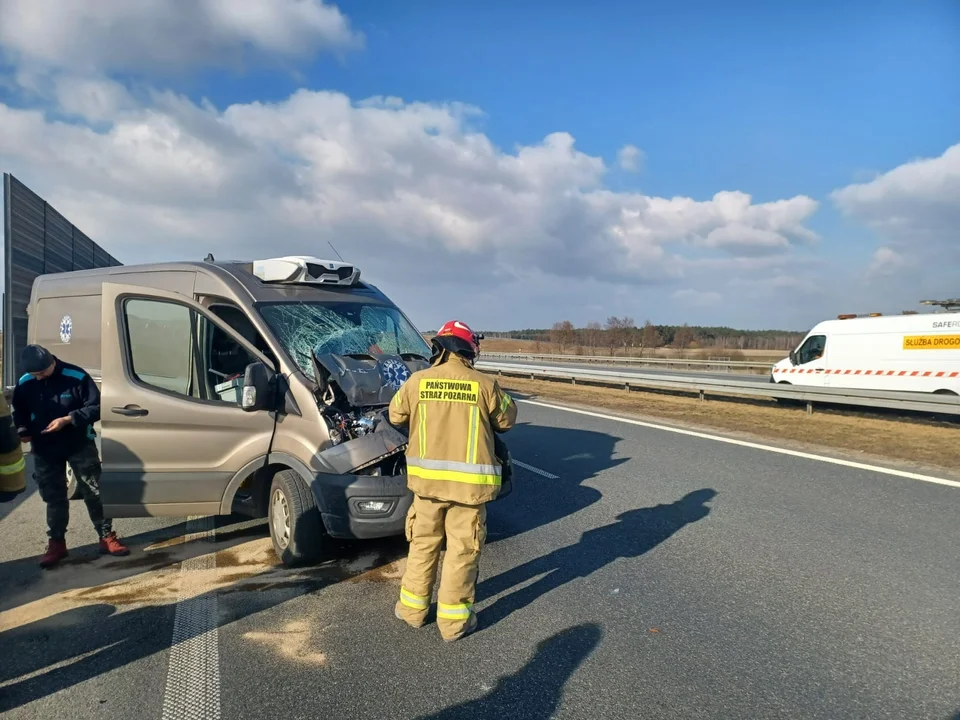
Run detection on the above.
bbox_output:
[310,352,430,476]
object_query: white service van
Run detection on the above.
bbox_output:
[771,300,960,395]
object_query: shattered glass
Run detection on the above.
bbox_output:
[259,301,431,379]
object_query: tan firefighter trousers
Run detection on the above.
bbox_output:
[396,494,487,640]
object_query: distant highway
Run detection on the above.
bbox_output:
[482,356,772,384]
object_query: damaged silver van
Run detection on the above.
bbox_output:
[26,255,511,566]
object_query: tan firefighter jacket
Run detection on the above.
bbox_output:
[0,390,26,498]
[389,352,518,505]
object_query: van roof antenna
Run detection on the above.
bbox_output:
[327,242,345,262]
[920,298,960,312]
[204,253,215,262]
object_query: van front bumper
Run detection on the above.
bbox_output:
[311,471,412,540]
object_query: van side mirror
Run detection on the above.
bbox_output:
[241,362,274,412]
[789,350,798,366]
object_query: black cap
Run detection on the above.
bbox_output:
[21,345,54,373]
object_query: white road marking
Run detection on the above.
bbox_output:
[161,515,221,720]
[513,459,560,479]
[520,399,960,490]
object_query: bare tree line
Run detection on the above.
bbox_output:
[482,318,804,356]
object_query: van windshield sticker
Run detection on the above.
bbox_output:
[260,302,431,379]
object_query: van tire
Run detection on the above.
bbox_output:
[933,389,958,396]
[66,464,81,500]
[268,469,327,567]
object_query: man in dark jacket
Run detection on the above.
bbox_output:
[12,345,129,568]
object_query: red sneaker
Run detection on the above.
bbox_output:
[99,532,130,557]
[39,539,68,569]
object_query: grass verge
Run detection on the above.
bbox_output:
[494,375,960,473]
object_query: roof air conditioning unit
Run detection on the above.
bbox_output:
[252,256,360,286]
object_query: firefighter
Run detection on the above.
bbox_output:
[0,389,27,503]
[12,344,129,568]
[389,320,518,641]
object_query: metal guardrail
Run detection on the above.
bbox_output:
[481,352,776,372]
[476,361,960,417]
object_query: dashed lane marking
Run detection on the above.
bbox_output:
[519,399,960,490]
[161,515,221,720]
[513,460,560,479]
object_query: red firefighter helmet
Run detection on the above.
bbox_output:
[432,320,480,360]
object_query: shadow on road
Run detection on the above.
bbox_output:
[487,418,627,543]
[0,532,407,712]
[415,623,602,720]
[478,489,717,629]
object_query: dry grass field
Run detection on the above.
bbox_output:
[476,337,786,364]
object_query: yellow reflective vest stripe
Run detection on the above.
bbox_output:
[0,456,25,475]
[437,601,473,620]
[406,458,501,486]
[400,586,429,610]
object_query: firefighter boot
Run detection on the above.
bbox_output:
[99,532,130,557]
[443,612,478,643]
[39,539,68,569]
[436,502,486,642]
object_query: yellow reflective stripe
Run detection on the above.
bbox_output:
[500,392,512,414]
[0,457,25,475]
[407,464,501,486]
[400,587,429,610]
[465,405,479,465]
[437,602,473,620]
[417,402,427,456]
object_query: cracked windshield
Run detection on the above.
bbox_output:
[258,302,431,379]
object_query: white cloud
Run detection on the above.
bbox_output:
[832,142,960,307]
[0,88,823,303]
[0,0,362,75]
[52,77,138,123]
[867,247,910,277]
[617,144,644,172]
[832,143,960,255]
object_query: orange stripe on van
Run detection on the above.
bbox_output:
[773,367,958,378]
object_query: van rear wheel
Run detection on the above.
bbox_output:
[268,469,328,567]
[66,465,81,500]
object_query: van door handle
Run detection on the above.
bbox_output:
[112,405,149,417]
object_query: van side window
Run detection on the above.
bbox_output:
[124,299,256,406]
[208,304,277,365]
[797,334,826,364]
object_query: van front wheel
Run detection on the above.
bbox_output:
[66,465,81,500]
[268,469,328,567]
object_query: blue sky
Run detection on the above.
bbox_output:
[0,0,957,331]
[196,0,959,195]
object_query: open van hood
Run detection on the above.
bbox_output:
[313,353,430,407]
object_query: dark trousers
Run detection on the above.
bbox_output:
[34,440,112,540]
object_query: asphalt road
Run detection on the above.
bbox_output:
[482,357,772,383]
[1,401,959,719]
